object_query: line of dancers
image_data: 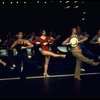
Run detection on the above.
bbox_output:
[0,26,100,80]
[62,27,100,80]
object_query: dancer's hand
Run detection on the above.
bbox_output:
[36,42,40,44]
[77,41,80,44]
[67,42,71,45]
[21,46,26,49]
[98,38,100,44]
[96,41,100,45]
[43,42,48,45]
[0,39,2,43]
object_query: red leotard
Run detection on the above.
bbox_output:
[32,36,53,51]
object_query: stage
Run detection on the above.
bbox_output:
[0,72,100,99]
[0,0,100,99]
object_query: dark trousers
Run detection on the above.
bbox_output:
[81,45,99,59]
[16,53,29,80]
[80,45,99,68]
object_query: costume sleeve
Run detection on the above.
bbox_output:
[90,35,99,44]
[32,37,40,44]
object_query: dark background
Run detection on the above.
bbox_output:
[0,1,99,39]
[0,1,100,42]
[0,1,86,36]
[0,1,100,77]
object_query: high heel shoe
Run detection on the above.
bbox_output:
[43,73,50,77]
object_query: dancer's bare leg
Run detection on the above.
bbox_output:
[43,56,50,77]
[0,59,6,66]
[41,50,66,58]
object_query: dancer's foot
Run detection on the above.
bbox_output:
[74,77,81,80]
[92,62,99,66]
[61,55,66,58]
[43,73,50,77]
[10,64,16,70]
[3,62,7,66]
[74,76,81,80]
[80,68,86,72]
[0,60,6,66]
[10,67,14,70]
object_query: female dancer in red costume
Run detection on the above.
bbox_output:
[32,30,66,77]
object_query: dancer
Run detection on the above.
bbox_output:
[62,27,99,80]
[10,32,33,80]
[90,29,100,56]
[90,29,100,45]
[0,39,6,66]
[77,26,100,72]
[32,30,66,77]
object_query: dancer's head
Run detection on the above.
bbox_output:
[72,27,77,35]
[77,26,81,34]
[17,32,23,39]
[97,30,100,35]
[41,30,46,36]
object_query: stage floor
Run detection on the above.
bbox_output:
[0,73,100,99]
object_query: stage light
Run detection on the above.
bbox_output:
[83,12,87,14]
[60,1,62,3]
[16,1,18,4]
[65,1,69,3]
[74,1,78,3]
[67,6,70,8]
[44,1,47,4]
[2,2,5,4]
[82,18,85,20]
[64,6,70,9]
[24,1,26,4]
[10,2,13,4]
[74,5,78,8]
[37,1,39,3]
